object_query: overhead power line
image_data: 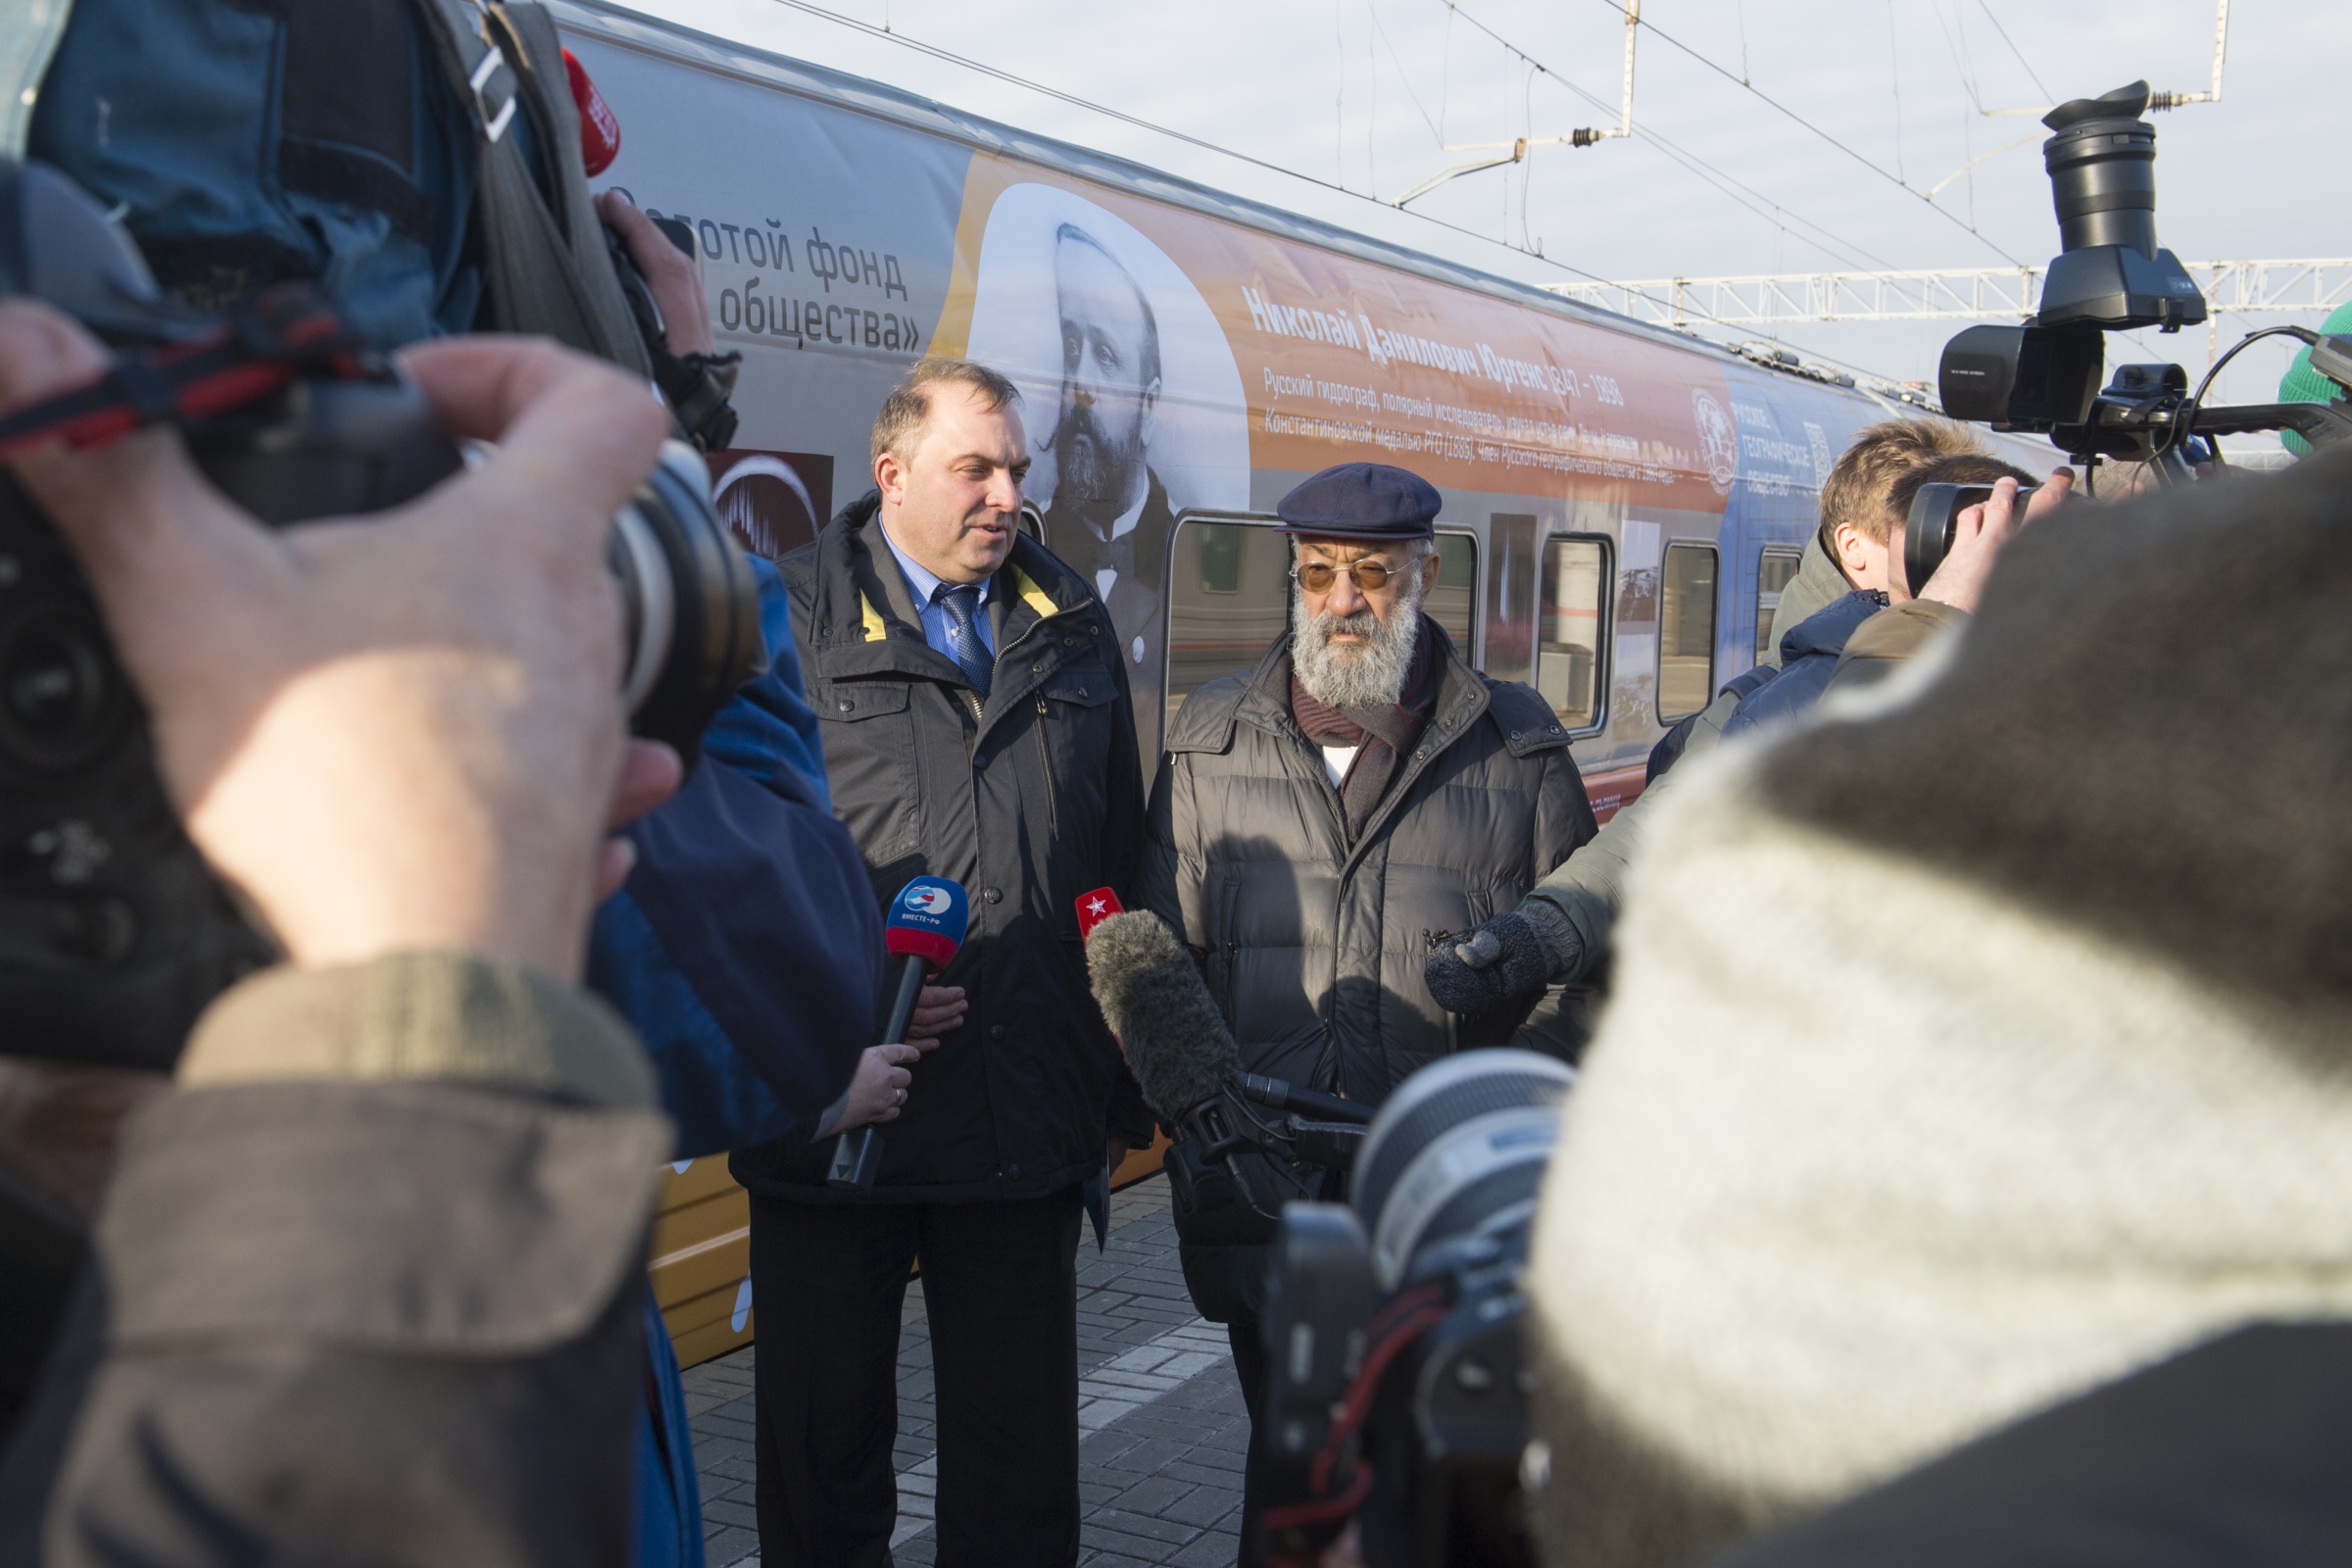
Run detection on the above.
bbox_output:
[751,0,1929,383]
[1589,0,2024,264]
[1976,0,2051,101]
[1437,1,1901,271]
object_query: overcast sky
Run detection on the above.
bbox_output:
[632,0,2344,409]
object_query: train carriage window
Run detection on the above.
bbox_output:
[1165,517,1292,728]
[1538,536,1610,733]
[1426,532,1479,656]
[1755,546,1801,662]
[1198,523,1243,593]
[1658,542,1718,720]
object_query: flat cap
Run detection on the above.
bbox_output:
[1274,462,1441,541]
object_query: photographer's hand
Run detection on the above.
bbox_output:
[596,190,715,358]
[0,302,679,981]
[1919,468,2075,614]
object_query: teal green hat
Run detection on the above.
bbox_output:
[2278,302,2352,457]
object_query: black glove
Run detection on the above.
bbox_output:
[1424,909,1574,1014]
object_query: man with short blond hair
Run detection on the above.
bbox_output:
[733,357,1151,1568]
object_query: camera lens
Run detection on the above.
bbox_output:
[1351,1051,1575,1290]
[612,441,766,756]
[0,603,126,774]
[2043,82,2159,257]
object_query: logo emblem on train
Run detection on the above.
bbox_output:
[1691,388,1740,495]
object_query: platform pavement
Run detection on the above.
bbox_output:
[679,1173,1255,1568]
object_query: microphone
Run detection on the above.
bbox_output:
[827,876,969,1191]
[1083,907,1240,1124]
[1083,907,1370,1221]
[563,48,622,176]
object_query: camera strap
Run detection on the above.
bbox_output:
[0,286,362,466]
[409,0,653,378]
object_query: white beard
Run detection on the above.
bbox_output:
[1292,576,1426,710]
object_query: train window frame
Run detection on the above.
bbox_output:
[1656,540,1720,723]
[1537,530,1613,738]
[1428,526,1484,668]
[1755,544,1802,663]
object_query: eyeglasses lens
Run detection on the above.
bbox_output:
[1296,561,1394,592]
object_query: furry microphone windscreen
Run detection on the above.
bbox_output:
[1084,909,1240,1122]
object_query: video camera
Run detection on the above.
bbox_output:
[1250,1051,1573,1568]
[1936,81,2352,495]
[0,160,766,1071]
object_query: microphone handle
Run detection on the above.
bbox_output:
[879,952,928,1046]
[829,955,931,1192]
[1239,1072,1374,1127]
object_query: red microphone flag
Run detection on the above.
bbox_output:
[1075,887,1124,940]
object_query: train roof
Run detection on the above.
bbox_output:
[562,0,1893,403]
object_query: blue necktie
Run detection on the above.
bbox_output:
[936,583,993,699]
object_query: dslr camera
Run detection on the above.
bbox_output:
[1921,81,2352,576]
[0,160,765,1070]
[1252,1051,1574,1568]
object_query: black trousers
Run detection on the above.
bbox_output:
[747,1188,1082,1568]
[1226,1315,1269,1568]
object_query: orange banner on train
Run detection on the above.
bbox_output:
[931,153,1732,514]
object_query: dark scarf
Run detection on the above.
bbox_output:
[1290,616,1445,840]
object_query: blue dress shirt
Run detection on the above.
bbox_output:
[877,520,998,660]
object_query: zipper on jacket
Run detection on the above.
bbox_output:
[1034,696,1059,836]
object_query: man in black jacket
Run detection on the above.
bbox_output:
[733,358,1153,1568]
[1136,461,1598,1552]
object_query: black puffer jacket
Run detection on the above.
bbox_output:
[1136,624,1598,1318]
[731,496,1152,1204]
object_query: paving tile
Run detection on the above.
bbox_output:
[1086,1536,1190,1565]
[703,1496,757,1529]
[1161,1484,1242,1530]
[1161,1458,1246,1491]
[702,1525,759,1566]
[1101,1437,1193,1475]
[1108,1473,1198,1517]
[1170,1531,1244,1568]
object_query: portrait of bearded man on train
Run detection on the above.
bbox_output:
[1043,221,1175,684]
[962,183,1250,748]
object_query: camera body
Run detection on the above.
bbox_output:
[1936,82,2206,459]
[1936,81,2352,468]
[0,159,765,1070]
[1253,1051,1574,1568]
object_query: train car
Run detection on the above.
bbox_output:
[550,0,2050,1366]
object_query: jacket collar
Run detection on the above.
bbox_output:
[1779,589,1890,663]
[806,491,1100,695]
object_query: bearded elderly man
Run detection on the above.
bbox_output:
[1136,461,1597,1541]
